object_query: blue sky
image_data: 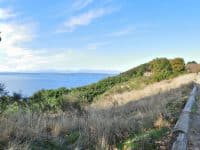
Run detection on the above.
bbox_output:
[0,0,200,72]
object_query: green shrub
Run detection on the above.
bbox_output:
[117,128,169,150]
[170,58,185,73]
[29,88,70,111]
[4,102,20,114]
[150,58,173,81]
[187,61,197,64]
[0,96,9,113]
[65,131,80,144]
[31,139,66,150]
[121,63,150,78]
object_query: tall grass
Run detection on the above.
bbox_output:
[93,73,198,108]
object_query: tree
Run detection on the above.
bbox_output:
[187,61,197,65]
[150,58,172,81]
[12,92,22,101]
[170,58,185,73]
[0,83,9,113]
[0,83,8,97]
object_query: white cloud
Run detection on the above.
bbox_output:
[0,20,40,71]
[0,7,123,72]
[73,0,94,10]
[58,8,112,32]
[0,22,85,72]
[0,7,86,72]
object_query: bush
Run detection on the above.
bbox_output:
[29,88,70,111]
[121,63,150,78]
[170,58,185,73]
[187,61,197,64]
[12,92,22,101]
[4,102,20,114]
[0,96,9,113]
[150,58,173,81]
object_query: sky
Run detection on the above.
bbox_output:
[0,0,200,73]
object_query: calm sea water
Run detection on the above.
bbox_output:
[0,73,111,96]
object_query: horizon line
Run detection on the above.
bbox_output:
[0,70,120,74]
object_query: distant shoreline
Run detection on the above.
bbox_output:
[0,73,113,96]
[0,72,119,75]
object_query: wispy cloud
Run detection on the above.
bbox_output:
[86,42,108,50]
[73,0,94,10]
[108,27,135,37]
[0,8,15,20]
[57,8,113,33]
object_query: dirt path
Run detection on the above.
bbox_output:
[188,89,200,150]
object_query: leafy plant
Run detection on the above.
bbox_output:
[170,58,185,73]
[150,58,173,81]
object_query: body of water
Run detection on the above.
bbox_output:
[0,73,112,96]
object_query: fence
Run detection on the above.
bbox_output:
[172,86,197,150]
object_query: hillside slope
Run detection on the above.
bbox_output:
[28,57,187,112]
[0,74,196,149]
[92,73,199,108]
[86,74,198,149]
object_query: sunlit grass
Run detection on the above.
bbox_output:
[117,128,169,150]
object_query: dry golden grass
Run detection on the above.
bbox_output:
[92,73,199,109]
[153,113,170,129]
[0,111,81,149]
[76,83,192,149]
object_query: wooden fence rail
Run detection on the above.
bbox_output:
[172,86,197,150]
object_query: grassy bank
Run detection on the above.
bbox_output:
[117,84,192,150]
